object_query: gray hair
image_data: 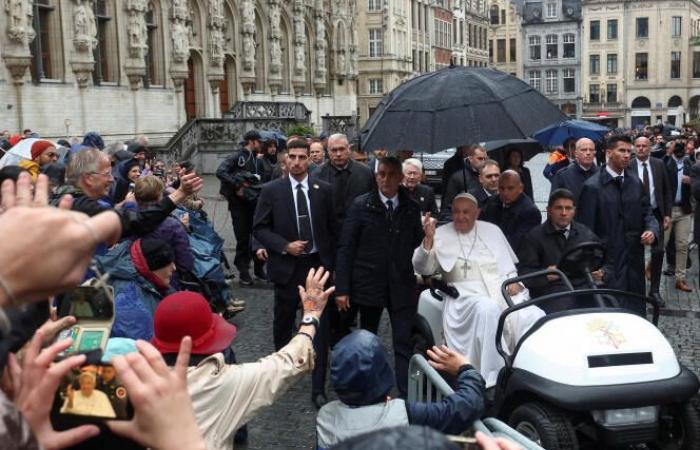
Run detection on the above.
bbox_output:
[402,158,423,173]
[66,148,107,185]
[328,133,348,146]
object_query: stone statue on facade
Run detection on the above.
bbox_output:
[171,20,190,63]
[241,0,256,71]
[125,0,148,59]
[209,26,225,67]
[5,0,35,45]
[171,0,189,20]
[73,0,98,51]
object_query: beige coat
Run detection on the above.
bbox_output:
[187,335,315,450]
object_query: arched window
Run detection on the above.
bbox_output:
[144,1,164,87]
[631,96,651,108]
[668,95,683,108]
[30,0,63,82]
[93,0,119,85]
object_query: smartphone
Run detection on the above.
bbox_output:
[56,286,114,355]
[52,363,134,422]
[128,182,136,193]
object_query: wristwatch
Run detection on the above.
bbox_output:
[300,315,320,330]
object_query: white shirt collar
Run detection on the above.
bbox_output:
[378,190,399,208]
[289,174,309,189]
[605,165,623,179]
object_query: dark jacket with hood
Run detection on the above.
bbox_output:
[316,331,485,449]
[111,158,141,204]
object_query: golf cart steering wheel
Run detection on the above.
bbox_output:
[557,241,606,279]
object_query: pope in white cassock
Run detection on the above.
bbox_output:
[413,193,545,388]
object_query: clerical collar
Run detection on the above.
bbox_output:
[605,166,623,179]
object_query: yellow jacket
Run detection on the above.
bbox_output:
[18,159,39,182]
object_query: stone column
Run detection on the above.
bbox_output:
[239,0,256,93]
[292,0,306,94]
[169,0,190,93]
[2,0,35,130]
[124,0,149,90]
[313,1,327,94]
[267,0,282,95]
[70,0,98,88]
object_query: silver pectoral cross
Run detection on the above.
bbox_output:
[461,260,470,278]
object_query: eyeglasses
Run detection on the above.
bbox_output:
[89,171,114,178]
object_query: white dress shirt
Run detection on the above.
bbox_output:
[636,158,657,209]
[378,190,399,209]
[289,174,317,253]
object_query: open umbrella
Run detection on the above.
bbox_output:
[360,66,567,154]
[533,119,609,148]
[481,138,543,167]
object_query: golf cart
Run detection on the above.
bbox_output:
[412,242,700,449]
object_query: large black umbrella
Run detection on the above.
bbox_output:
[360,66,568,153]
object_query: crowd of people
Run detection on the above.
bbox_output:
[0,120,698,449]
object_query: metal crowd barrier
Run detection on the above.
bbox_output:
[408,354,545,450]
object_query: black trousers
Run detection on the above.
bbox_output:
[230,204,254,270]
[272,254,330,395]
[358,300,416,397]
[649,209,665,295]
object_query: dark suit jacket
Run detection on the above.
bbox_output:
[407,183,439,216]
[468,186,494,209]
[440,164,481,222]
[315,159,375,224]
[480,193,542,253]
[252,176,337,286]
[628,157,672,218]
[550,163,598,203]
[577,168,659,308]
[665,156,694,215]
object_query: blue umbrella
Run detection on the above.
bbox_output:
[259,130,287,149]
[533,119,610,147]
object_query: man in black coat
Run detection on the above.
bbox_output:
[550,137,599,203]
[252,138,338,407]
[216,130,265,285]
[440,145,470,192]
[480,170,542,253]
[577,136,659,316]
[517,189,602,313]
[468,159,500,209]
[315,134,375,226]
[402,158,439,216]
[335,157,424,396]
[440,145,487,221]
[628,136,672,303]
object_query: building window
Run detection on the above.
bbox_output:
[143,2,163,87]
[672,16,682,38]
[590,20,600,40]
[563,33,575,58]
[30,0,62,82]
[369,78,383,94]
[546,2,556,18]
[589,84,600,103]
[501,9,506,24]
[528,36,540,60]
[93,0,117,85]
[607,19,618,40]
[489,40,493,63]
[590,54,600,75]
[562,68,575,93]
[490,5,499,24]
[671,51,681,79]
[509,37,516,62]
[368,0,382,11]
[607,54,617,74]
[693,51,700,78]
[607,83,617,103]
[369,29,383,57]
[529,70,541,91]
[497,39,506,63]
[636,17,648,38]
[635,53,648,80]
[545,34,558,59]
[545,69,558,94]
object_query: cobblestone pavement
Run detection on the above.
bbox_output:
[199,152,700,448]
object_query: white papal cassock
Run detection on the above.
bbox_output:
[412,220,544,388]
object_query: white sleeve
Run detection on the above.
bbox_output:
[412,244,440,275]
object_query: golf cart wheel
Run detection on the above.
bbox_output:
[659,396,700,450]
[509,402,579,450]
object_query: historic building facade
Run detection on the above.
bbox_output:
[581,0,700,128]
[488,0,523,77]
[521,0,582,116]
[462,0,490,67]
[0,0,358,144]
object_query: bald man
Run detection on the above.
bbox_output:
[480,170,542,252]
[628,136,672,303]
[550,138,599,202]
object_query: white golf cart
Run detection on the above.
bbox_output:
[412,242,700,449]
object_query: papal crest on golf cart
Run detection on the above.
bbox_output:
[586,317,626,348]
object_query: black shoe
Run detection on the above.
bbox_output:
[312,393,328,410]
[254,269,268,281]
[238,270,253,286]
[650,292,666,308]
[663,268,675,276]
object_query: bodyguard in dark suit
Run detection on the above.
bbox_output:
[690,158,700,282]
[468,160,500,209]
[480,170,542,253]
[335,157,424,396]
[253,138,337,406]
[550,138,599,203]
[577,136,659,316]
[402,158,439,216]
[518,189,602,313]
[628,136,672,302]
[441,146,487,219]
[315,134,375,225]
[441,145,470,192]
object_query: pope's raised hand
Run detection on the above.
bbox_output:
[422,213,436,250]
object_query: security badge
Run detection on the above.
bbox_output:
[237,154,247,167]
[313,184,320,189]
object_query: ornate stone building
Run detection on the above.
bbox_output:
[488,0,523,77]
[0,0,358,144]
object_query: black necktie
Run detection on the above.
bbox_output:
[615,175,624,188]
[296,184,314,253]
[334,168,349,215]
[642,162,650,194]
[559,228,568,240]
[386,199,394,222]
